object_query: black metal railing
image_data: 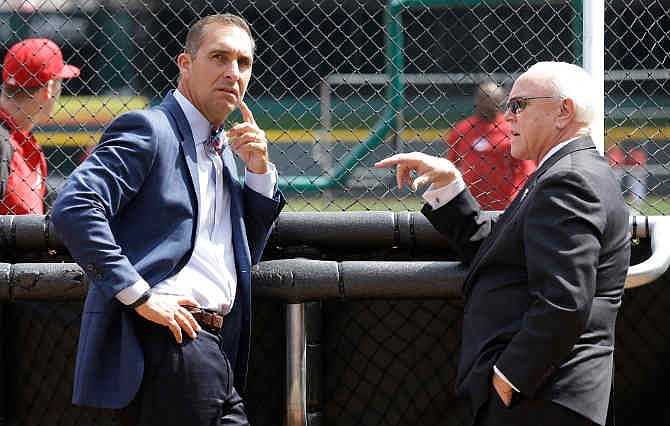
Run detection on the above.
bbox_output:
[0,214,668,425]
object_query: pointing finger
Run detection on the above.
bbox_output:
[239,101,256,125]
[375,155,405,168]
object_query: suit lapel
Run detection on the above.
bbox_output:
[221,146,251,270]
[159,93,201,206]
[461,136,597,299]
[461,172,538,297]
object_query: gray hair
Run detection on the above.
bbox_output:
[523,61,595,126]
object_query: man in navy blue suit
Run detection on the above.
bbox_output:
[51,13,285,425]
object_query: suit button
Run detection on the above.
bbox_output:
[86,264,95,272]
[96,273,103,280]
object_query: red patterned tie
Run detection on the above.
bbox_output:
[207,124,225,155]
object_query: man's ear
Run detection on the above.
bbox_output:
[177,52,191,75]
[557,97,576,128]
[35,84,50,103]
[46,80,58,99]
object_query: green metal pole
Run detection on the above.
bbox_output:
[279,1,405,193]
[278,0,535,193]
[101,11,133,92]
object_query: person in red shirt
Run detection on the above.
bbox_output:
[445,82,535,210]
[0,38,80,214]
[606,143,647,211]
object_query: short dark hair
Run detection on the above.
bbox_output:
[184,13,255,57]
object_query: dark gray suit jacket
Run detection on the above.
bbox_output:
[422,137,630,425]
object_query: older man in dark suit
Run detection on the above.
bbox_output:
[51,13,285,426]
[376,62,630,426]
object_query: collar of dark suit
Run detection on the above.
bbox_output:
[531,135,596,181]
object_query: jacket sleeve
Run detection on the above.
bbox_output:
[242,185,286,264]
[494,171,605,397]
[422,188,500,263]
[51,111,158,300]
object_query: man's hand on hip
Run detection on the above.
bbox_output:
[135,294,202,343]
[374,152,459,191]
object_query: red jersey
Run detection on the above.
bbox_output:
[627,149,646,167]
[0,107,47,214]
[606,145,625,168]
[445,114,535,210]
[606,145,646,168]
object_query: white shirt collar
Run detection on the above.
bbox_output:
[173,89,211,145]
[537,136,584,168]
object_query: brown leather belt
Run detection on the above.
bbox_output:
[185,306,224,333]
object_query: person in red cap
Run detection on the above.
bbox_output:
[0,38,80,214]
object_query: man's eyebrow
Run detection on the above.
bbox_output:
[208,48,252,60]
[208,48,232,55]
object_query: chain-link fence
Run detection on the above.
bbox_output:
[1,1,670,426]
[0,0,666,214]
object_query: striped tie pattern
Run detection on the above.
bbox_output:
[207,124,225,155]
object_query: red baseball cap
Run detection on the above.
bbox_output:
[2,38,80,87]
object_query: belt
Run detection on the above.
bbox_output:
[184,306,224,333]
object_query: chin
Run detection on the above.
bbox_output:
[510,148,524,160]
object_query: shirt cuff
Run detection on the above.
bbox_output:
[245,162,277,199]
[493,365,520,393]
[421,175,466,210]
[115,278,151,305]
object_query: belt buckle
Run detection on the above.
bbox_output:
[187,307,223,333]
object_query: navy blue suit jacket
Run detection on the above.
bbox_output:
[51,93,285,409]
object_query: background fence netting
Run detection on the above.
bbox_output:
[1,0,670,425]
[1,0,668,214]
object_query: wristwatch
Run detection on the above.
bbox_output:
[128,289,152,309]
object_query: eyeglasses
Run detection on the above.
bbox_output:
[505,96,562,114]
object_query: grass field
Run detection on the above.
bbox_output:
[283,196,426,212]
[627,197,670,216]
[282,195,670,214]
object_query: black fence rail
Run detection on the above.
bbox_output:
[0,213,668,426]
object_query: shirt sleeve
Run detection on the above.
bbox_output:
[422,174,467,210]
[116,278,151,305]
[493,365,521,393]
[244,162,278,199]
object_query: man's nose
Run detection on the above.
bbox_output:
[223,61,240,80]
[503,108,514,122]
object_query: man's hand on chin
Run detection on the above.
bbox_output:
[229,101,270,174]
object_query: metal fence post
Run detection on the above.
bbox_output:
[286,303,307,426]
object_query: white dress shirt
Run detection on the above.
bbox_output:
[421,136,581,393]
[116,90,277,314]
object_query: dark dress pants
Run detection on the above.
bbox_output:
[121,318,249,426]
[474,386,597,426]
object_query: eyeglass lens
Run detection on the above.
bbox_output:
[507,99,526,114]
